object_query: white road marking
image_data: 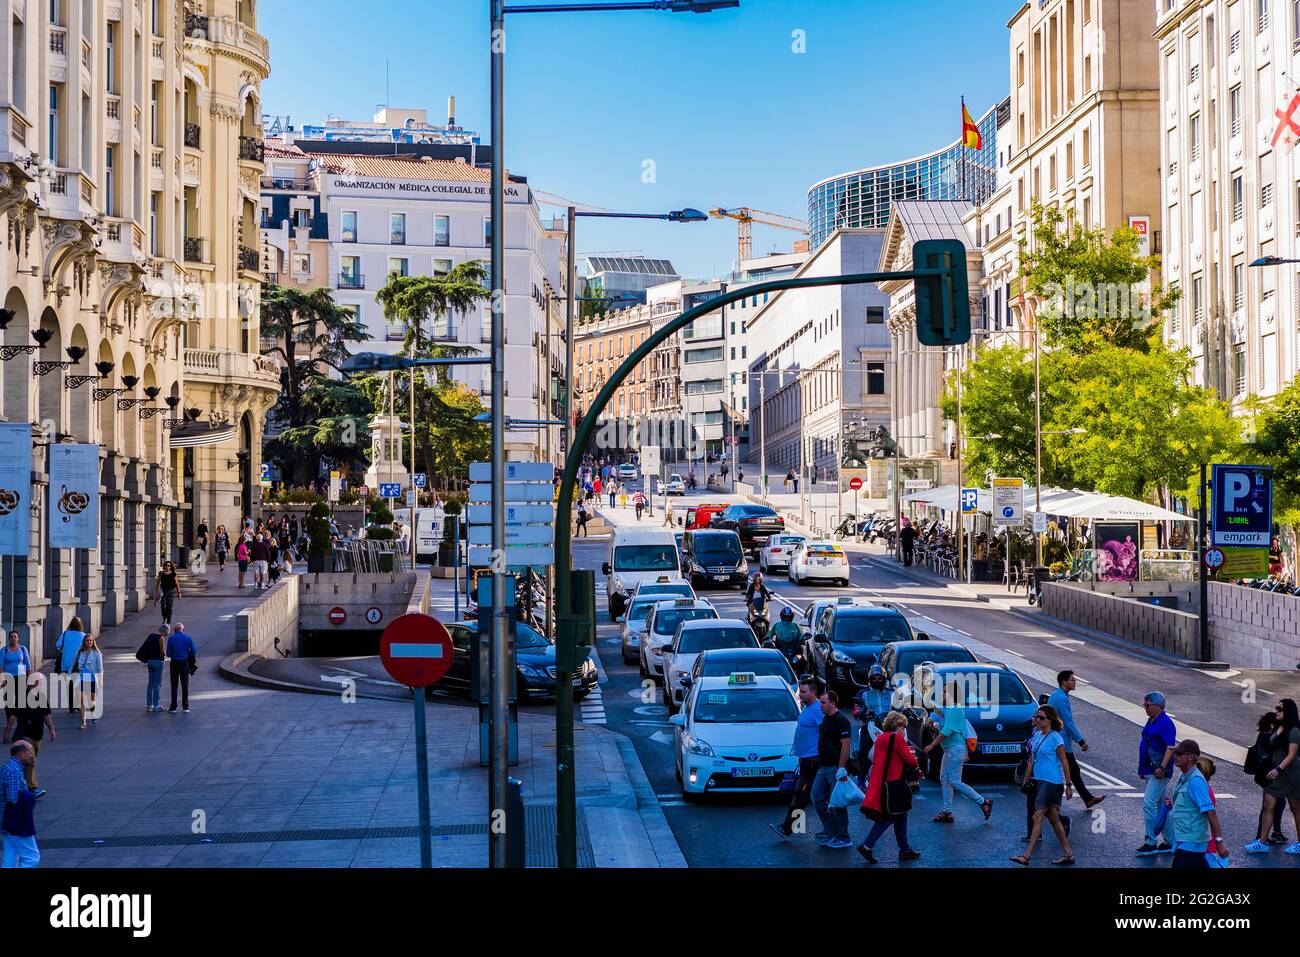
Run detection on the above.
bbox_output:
[1202,669,1243,680]
[1048,638,1083,652]
[649,730,674,745]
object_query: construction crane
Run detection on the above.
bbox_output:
[709,207,809,270]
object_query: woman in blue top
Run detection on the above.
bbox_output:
[923,682,993,823]
[1,630,31,678]
[55,617,87,714]
[72,634,104,730]
[1011,704,1074,866]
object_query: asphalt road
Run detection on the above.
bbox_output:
[576,498,1300,869]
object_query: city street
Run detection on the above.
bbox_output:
[576,491,1300,868]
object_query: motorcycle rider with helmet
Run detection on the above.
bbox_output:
[744,572,772,639]
[854,665,897,786]
[769,606,803,668]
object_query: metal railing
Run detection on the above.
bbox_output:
[239,135,264,162]
[184,122,201,148]
[239,243,260,271]
[337,272,365,289]
[332,539,409,574]
[183,236,205,263]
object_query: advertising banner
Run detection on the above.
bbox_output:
[0,423,32,557]
[1094,522,1140,582]
[48,444,100,549]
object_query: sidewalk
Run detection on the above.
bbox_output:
[26,565,684,868]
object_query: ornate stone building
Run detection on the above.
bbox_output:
[0,0,276,662]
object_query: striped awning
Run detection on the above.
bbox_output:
[167,420,237,449]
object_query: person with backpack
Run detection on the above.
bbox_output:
[72,635,103,730]
[856,710,922,864]
[1010,704,1075,866]
[54,617,87,715]
[137,624,168,713]
[1,630,31,679]
[1048,669,1105,810]
[1245,710,1289,844]
[923,680,992,824]
[1244,698,1300,855]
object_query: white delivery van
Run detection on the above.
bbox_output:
[413,507,447,565]
[602,526,680,619]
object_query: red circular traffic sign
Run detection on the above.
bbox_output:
[848,477,864,491]
[328,606,347,626]
[380,613,454,688]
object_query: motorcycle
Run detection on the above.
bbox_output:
[763,637,809,677]
[834,514,858,540]
[746,592,771,641]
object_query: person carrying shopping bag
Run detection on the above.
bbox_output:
[856,710,922,864]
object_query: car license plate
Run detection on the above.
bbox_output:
[572,676,584,687]
[731,767,768,778]
[713,575,728,581]
[980,743,1020,754]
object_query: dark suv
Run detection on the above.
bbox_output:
[805,604,926,703]
[710,504,785,555]
[680,529,748,588]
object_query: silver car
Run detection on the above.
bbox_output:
[619,594,662,665]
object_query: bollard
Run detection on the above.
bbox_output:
[506,776,526,868]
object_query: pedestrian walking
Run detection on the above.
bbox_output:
[899,518,917,567]
[1047,670,1105,810]
[154,560,180,624]
[196,517,209,557]
[54,617,86,715]
[575,501,589,538]
[250,533,271,589]
[1244,698,1300,855]
[856,710,922,863]
[1165,740,1230,869]
[1010,704,1075,866]
[3,672,54,799]
[72,635,103,730]
[214,524,230,571]
[593,475,603,498]
[166,624,197,714]
[1,630,31,679]
[136,624,168,712]
[770,679,823,841]
[236,537,250,587]
[663,501,674,528]
[1137,691,1177,855]
[619,486,628,510]
[1245,710,1289,844]
[608,485,617,509]
[633,489,646,521]
[924,681,993,823]
[810,691,853,848]
[1,741,38,868]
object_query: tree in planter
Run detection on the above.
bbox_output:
[365,496,396,541]
[261,284,369,485]
[306,501,333,572]
[439,498,463,565]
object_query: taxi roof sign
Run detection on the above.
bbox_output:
[728,672,758,686]
[675,598,697,607]
[657,576,671,582]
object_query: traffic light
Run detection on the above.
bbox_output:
[912,239,971,346]
[556,568,596,671]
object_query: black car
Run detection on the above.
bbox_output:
[433,620,598,701]
[680,529,748,587]
[805,605,926,703]
[909,662,1038,774]
[876,640,979,695]
[710,504,785,555]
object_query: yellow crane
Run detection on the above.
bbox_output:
[708,207,809,270]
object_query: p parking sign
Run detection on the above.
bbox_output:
[1211,465,1271,547]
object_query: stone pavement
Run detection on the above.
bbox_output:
[24,564,684,868]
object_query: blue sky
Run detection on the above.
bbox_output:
[261,0,1022,279]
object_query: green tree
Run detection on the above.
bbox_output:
[261,284,369,484]
[578,278,606,324]
[1247,379,1300,532]
[375,263,491,484]
[356,374,489,490]
[1019,203,1178,355]
[264,379,374,482]
[941,343,1038,483]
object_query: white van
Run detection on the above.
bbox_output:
[413,507,447,565]
[602,527,680,619]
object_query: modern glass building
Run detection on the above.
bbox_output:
[807,98,1008,249]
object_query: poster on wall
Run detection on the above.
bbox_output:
[0,423,32,557]
[1094,522,1140,582]
[48,444,100,550]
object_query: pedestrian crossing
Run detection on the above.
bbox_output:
[580,683,607,725]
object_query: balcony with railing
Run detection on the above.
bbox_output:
[184,348,280,389]
[184,122,201,149]
[184,237,207,263]
[184,11,210,41]
[106,96,121,121]
[184,10,269,73]
[49,28,67,55]
[239,244,261,272]
[260,175,313,191]
[337,272,365,290]
[238,136,264,163]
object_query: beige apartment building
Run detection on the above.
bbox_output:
[572,303,654,427]
[1155,0,1300,402]
[966,0,1163,343]
[0,0,275,660]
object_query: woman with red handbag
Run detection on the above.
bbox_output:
[856,711,922,864]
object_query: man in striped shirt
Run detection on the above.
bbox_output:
[1,741,38,868]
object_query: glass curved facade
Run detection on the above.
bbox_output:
[808,101,1003,249]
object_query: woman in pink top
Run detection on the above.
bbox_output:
[235,538,251,588]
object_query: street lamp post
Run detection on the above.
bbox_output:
[495,0,738,871]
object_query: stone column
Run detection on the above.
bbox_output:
[100,451,127,626]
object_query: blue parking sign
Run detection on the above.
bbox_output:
[1211,464,1272,547]
[379,482,402,499]
[960,487,979,514]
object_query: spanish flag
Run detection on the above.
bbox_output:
[961,98,982,150]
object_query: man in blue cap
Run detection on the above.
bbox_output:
[1137,691,1177,855]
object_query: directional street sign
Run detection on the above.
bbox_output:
[466,504,554,526]
[467,545,555,567]
[406,488,416,507]
[467,524,554,546]
[469,461,553,484]
[412,473,428,489]
[467,482,553,503]
[379,482,402,499]
[992,477,1024,527]
[380,614,453,688]
[960,487,979,514]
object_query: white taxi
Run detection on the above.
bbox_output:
[638,598,718,681]
[660,617,760,713]
[670,672,800,799]
[758,533,807,573]
[787,540,851,586]
[665,473,686,495]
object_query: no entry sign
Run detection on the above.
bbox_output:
[328,606,347,626]
[380,613,454,688]
[848,477,864,491]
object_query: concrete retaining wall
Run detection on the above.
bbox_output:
[406,570,431,616]
[235,575,301,658]
[1208,582,1300,670]
[297,571,416,631]
[1066,580,1200,607]
[1040,581,1200,659]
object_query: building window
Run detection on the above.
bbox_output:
[106,21,116,93]
[1259,0,1270,33]
[149,192,158,255]
[435,214,450,246]
[1229,85,1242,137]
[293,208,310,229]
[292,253,312,274]
[483,216,492,247]
[866,362,886,396]
[340,255,361,287]
[1189,113,1200,163]
[387,257,409,278]
[1083,55,1092,94]
[434,258,451,276]
[1231,175,1244,221]
[1232,345,1247,394]
[866,306,885,324]
[341,210,357,243]
[1232,259,1245,310]
[48,84,59,165]
[390,213,406,245]
[104,146,115,217]
[684,347,724,364]
[684,379,724,395]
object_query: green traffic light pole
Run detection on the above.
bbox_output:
[552,261,958,866]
